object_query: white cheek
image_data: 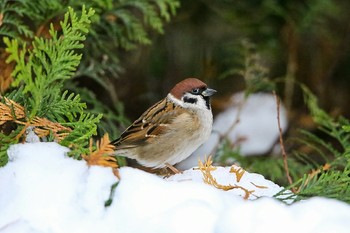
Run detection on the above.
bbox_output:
[167,93,208,110]
[167,93,184,106]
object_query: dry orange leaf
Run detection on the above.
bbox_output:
[82,134,119,169]
[250,182,268,189]
[0,97,71,142]
[0,52,14,94]
[198,157,254,199]
[0,97,26,125]
[230,165,246,182]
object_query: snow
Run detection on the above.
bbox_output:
[1,142,350,233]
[177,92,288,170]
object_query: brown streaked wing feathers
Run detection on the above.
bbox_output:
[112,98,184,149]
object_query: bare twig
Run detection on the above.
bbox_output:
[273,91,295,192]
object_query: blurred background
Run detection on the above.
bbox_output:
[111,0,350,122]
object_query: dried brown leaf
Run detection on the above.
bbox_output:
[82,134,119,169]
[197,156,216,172]
[250,182,268,189]
[0,97,26,125]
[198,157,254,199]
[0,52,14,94]
[31,117,72,142]
[230,165,246,182]
[0,98,73,142]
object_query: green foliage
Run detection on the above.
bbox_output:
[4,6,94,117]
[0,0,34,39]
[4,6,92,118]
[0,0,70,40]
[301,85,350,165]
[344,125,350,133]
[0,7,103,165]
[276,86,350,203]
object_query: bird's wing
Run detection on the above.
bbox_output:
[112,98,186,149]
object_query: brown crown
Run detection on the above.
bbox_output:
[170,78,207,100]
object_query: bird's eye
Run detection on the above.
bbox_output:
[191,88,200,94]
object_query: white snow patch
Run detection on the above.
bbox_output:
[1,142,350,233]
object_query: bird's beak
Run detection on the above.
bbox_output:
[202,88,217,97]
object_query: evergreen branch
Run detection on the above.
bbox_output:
[1,7,104,164]
[276,86,350,203]
[295,167,350,202]
[0,0,34,39]
[60,112,103,147]
[4,6,95,119]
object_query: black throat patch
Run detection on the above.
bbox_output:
[204,96,211,110]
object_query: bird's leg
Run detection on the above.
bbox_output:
[165,163,182,174]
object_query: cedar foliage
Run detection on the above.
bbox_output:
[0,6,100,164]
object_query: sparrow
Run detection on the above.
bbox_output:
[112,78,216,169]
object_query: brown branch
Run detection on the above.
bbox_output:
[273,91,295,192]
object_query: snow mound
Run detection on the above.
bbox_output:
[1,142,350,233]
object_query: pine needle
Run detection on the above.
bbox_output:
[82,134,118,169]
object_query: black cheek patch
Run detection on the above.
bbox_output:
[183,96,198,104]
